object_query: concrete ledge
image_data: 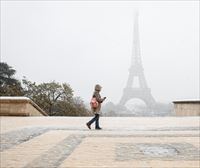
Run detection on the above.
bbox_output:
[0,97,48,116]
[173,100,200,116]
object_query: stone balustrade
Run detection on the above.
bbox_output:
[0,97,48,116]
[173,100,200,116]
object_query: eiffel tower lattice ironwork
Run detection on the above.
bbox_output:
[119,12,156,109]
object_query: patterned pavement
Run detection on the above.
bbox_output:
[0,117,199,168]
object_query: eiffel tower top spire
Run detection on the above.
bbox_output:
[131,11,142,66]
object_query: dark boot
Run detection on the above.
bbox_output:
[86,123,91,129]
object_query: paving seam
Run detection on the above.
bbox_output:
[1,127,199,152]
[23,134,86,168]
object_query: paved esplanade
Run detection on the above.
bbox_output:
[1,117,199,168]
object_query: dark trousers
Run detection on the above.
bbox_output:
[87,114,100,128]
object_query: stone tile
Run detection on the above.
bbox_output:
[0,130,70,168]
[24,134,85,168]
[1,117,199,133]
[59,136,200,168]
[0,117,199,168]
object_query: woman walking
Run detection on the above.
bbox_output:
[86,84,106,130]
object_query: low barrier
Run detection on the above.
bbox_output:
[173,100,200,116]
[0,97,48,116]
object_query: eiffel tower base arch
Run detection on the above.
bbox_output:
[119,88,156,113]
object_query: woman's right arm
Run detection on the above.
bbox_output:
[94,92,105,103]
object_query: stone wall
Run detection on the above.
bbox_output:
[173,100,200,116]
[0,97,48,116]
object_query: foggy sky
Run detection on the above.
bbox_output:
[1,1,199,104]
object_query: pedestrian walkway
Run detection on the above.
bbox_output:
[0,117,199,167]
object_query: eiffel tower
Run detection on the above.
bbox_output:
[119,12,156,110]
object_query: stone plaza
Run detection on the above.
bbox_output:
[0,116,200,168]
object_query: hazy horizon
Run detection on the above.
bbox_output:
[1,1,199,104]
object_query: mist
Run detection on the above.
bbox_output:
[1,1,199,107]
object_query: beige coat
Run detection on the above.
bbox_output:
[91,86,105,114]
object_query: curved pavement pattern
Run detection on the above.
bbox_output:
[0,117,199,168]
